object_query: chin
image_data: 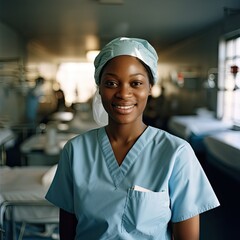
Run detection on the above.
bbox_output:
[111,115,140,125]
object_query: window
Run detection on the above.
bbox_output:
[56,63,96,106]
[218,35,240,126]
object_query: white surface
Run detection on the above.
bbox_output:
[204,130,240,181]
[0,166,58,222]
[20,133,77,154]
[168,115,232,139]
[41,164,57,186]
[49,111,74,122]
[20,116,99,154]
[0,128,15,147]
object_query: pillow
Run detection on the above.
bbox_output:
[41,164,57,186]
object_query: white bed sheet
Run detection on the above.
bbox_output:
[168,115,232,139]
[20,133,77,154]
[0,166,58,223]
[204,130,240,181]
[0,128,15,146]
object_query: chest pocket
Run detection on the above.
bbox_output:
[122,189,171,237]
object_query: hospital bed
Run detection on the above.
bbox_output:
[204,130,240,182]
[0,128,16,166]
[0,165,59,240]
[168,113,232,153]
[20,114,98,166]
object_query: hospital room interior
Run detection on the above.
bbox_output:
[0,0,240,239]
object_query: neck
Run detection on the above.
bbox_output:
[105,121,147,143]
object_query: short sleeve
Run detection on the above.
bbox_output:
[169,142,220,222]
[45,142,75,213]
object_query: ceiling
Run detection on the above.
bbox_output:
[1,0,240,62]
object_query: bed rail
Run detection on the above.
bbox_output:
[0,200,59,240]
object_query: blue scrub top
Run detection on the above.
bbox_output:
[46,126,220,239]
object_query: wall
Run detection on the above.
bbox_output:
[157,24,221,115]
[0,22,28,124]
[0,21,58,125]
[156,14,240,116]
[0,22,27,59]
[1,14,240,125]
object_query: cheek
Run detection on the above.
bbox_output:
[99,91,112,110]
[139,90,151,101]
[99,87,108,100]
[137,92,150,110]
[99,90,110,101]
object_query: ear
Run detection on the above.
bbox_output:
[97,86,101,96]
[148,84,152,95]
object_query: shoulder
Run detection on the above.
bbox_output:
[63,127,101,149]
[148,126,189,149]
[59,127,103,168]
[147,126,196,164]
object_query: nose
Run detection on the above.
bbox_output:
[115,84,132,99]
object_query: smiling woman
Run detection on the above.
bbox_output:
[99,55,152,125]
[46,37,220,240]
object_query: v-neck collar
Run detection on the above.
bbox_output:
[97,126,158,187]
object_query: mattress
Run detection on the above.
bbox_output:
[20,133,77,154]
[168,115,232,140]
[0,166,58,223]
[204,130,240,181]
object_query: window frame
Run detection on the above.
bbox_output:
[217,31,240,126]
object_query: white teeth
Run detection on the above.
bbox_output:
[115,105,134,110]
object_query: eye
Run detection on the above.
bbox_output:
[131,81,143,87]
[104,80,118,88]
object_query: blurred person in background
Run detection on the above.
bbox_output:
[26,76,45,125]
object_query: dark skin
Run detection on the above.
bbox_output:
[59,209,77,239]
[59,55,199,240]
[99,56,152,165]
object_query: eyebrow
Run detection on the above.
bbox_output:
[103,72,146,78]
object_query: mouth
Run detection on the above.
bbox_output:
[112,103,136,113]
[113,104,135,110]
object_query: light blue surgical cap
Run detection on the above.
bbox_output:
[94,37,158,85]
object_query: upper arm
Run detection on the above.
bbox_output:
[172,215,199,240]
[59,208,78,240]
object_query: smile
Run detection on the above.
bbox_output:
[114,105,135,110]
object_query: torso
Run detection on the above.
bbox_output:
[46,126,219,239]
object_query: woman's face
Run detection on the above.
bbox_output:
[99,55,152,125]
